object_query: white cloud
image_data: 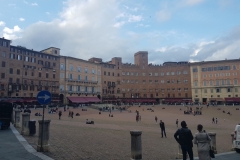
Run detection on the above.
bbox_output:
[156,10,171,22]
[13,0,135,61]
[113,21,125,28]
[0,21,5,26]
[2,25,22,40]
[7,0,240,64]
[19,18,25,21]
[31,3,38,6]
[128,15,142,22]
[46,12,50,15]
[23,0,28,4]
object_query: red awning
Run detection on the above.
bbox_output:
[67,97,89,103]
[225,98,240,102]
[84,97,101,103]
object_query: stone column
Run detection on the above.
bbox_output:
[130,130,142,160]
[231,132,235,151]
[37,120,51,152]
[208,132,217,153]
[14,110,21,128]
[21,113,30,136]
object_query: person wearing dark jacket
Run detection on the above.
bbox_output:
[159,120,167,138]
[174,121,194,160]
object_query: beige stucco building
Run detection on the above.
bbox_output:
[190,59,240,104]
[59,56,101,104]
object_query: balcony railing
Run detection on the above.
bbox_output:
[66,78,98,84]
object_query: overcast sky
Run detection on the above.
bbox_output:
[0,0,240,64]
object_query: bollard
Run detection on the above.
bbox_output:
[208,132,217,153]
[231,132,235,151]
[177,144,183,159]
[14,110,21,128]
[130,130,142,160]
[21,113,30,135]
[37,120,51,152]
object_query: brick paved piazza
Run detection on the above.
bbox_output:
[19,105,240,160]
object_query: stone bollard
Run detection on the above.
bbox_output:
[231,132,235,151]
[14,110,21,128]
[130,130,142,160]
[21,113,30,135]
[37,120,51,152]
[177,144,183,159]
[208,132,217,153]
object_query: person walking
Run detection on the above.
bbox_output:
[159,120,167,138]
[155,116,158,124]
[174,121,194,160]
[71,111,74,118]
[194,124,211,160]
[216,118,218,124]
[176,119,179,128]
[58,111,62,120]
[212,117,215,124]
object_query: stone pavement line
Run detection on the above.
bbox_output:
[10,124,54,160]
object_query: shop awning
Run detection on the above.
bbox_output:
[84,97,101,102]
[67,97,89,103]
[225,98,240,102]
[209,98,224,101]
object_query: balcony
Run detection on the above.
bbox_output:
[66,78,98,84]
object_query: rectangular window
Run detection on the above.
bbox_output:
[53,74,55,79]
[234,79,238,85]
[210,80,213,86]
[194,81,198,86]
[92,69,95,74]
[2,52,6,57]
[161,72,164,76]
[216,88,221,93]
[69,65,74,71]
[69,74,73,80]
[2,61,6,67]
[25,56,28,61]
[183,71,188,74]
[204,89,207,93]
[154,73,158,76]
[85,76,88,81]
[60,73,64,79]
[78,75,81,81]
[233,65,236,70]
[85,68,88,73]
[25,71,27,76]
[216,80,220,86]
[60,64,65,70]
[192,68,198,72]
[227,79,231,85]
[77,67,81,72]
[9,68,13,74]
[122,72,125,75]
[1,73,5,78]
[195,89,198,93]
[227,88,231,92]
[221,80,225,85]
[203,81,207,86]
[39,72,41,77]
[98,70,101,75]
[17,69,20,75]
